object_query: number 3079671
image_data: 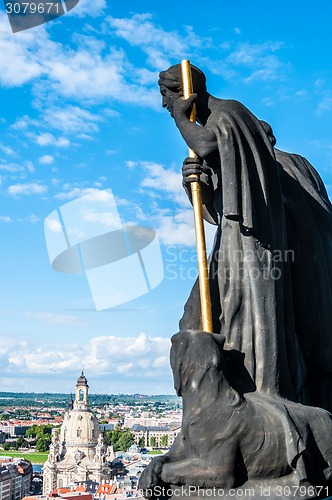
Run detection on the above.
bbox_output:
[5,2,60,14]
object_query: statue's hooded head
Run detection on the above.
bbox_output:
[158,63,207,94]
[158,64,207,117]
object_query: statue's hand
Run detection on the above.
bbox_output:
[173,93,197,120]
[138,456,165,492]
[182,156,203,184]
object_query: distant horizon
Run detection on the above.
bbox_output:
[0,391,177,397]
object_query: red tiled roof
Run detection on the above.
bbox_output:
[96,483,117,495]
[51,485,87,496]
[58,494,92,499]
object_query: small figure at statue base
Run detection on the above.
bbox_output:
[139,331,332,500]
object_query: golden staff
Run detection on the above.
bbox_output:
[181,59,213,333]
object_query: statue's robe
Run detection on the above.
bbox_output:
[179,98,332,411]
[276,148,332,409]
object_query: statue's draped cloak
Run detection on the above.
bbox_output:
[180,99,332,410]
[276,149,332,408]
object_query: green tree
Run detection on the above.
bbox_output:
[2,442,10,450]
[26,424,53,439]
[25,425,39,438]
[160,435,168,448]
[105,428,135,452]
[150,436,156,448]
[117,430,135,451]
[139,437,145,447]
[15,436,25,450]
[36,434,52,452]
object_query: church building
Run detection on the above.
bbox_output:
[43,372,114,495]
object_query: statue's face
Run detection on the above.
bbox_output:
[159,84,182,117]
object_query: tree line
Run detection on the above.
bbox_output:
[2,424,53,452]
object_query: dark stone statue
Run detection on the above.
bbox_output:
[139,64,332,498]
[158,63,332,411]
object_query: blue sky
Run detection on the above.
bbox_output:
[1,0,332,394]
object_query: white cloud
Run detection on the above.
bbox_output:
[0,10,290,126]
[34,133,70,148]
[0,144,14,155]
[316,97,332,115]
[133,161,187,207]
[3,332,171,377]
[226,41,289,83]
[26,213,40,223]
[228,41,283,66]
[8,347,80,373]
[0,215,13,222]
[43,105,102,133]
[44,48,159,107]
[0,13,159,109]
[295,90,307,97]
[0,337,21,359]
[155,209,196,246]
[11,107,102,151]
[45,217,62,233]
[81,332,170,375]
[82,211,121,228]
[0,214,39,223]
[315,79,325,88]
[0,13,45,86]
[153,356,168,368]
[152,207,216,249]
[262,97,276,107]
[8,182,47,195]
[0,162,25,173]
[39,154,54,164]
[11,115,40,130]
[26,161,35,172]
[54,186,105,200]
[129,160,217,247]
[107,13,211,70]
[0,14,217,117]
[66,0,106,18]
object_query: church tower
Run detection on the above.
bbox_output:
[43,372,114,495]
[75,370,89,409]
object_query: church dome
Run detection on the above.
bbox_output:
[59,371,99,449]
[43,372,111,497]
[62,408,99,447]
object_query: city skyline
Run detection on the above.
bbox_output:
[1,0,332,394]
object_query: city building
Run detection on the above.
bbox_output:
[0,466,11,500]
[124,416,181,428]
[0,424,31,437]
[132,423,181,448]
[43,372,114,495]
[0,458,32,500]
